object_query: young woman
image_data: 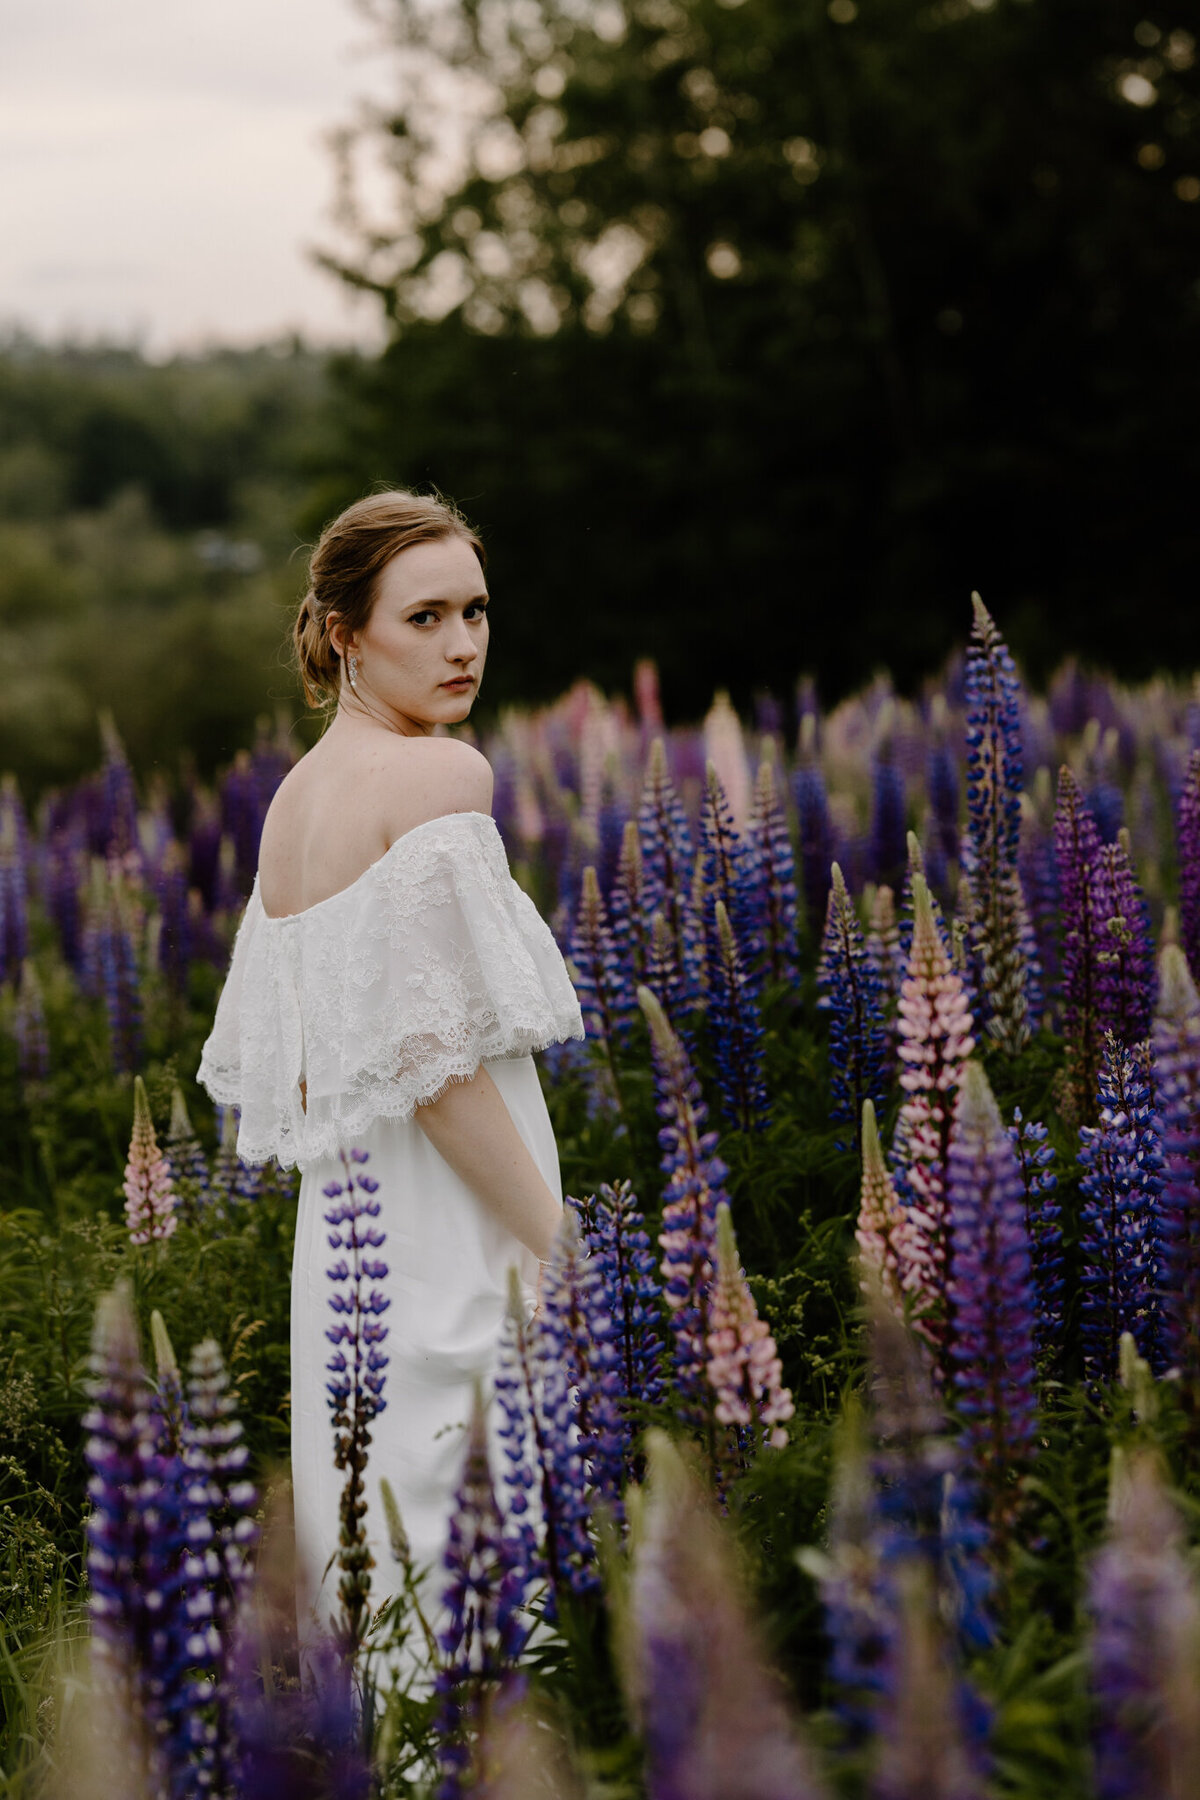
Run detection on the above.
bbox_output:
[197,490,583,1642]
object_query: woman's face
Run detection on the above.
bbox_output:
[336,535,490,735]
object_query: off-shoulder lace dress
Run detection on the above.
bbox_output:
[197,810,583,1639]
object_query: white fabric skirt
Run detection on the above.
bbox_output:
[289,1054,562,1649]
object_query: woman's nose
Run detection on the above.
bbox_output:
[447,621,477,662]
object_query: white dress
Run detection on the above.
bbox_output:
[196,809,584,1639]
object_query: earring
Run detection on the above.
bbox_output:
[348,655,358,685]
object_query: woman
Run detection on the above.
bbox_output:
[197,490,584,1642]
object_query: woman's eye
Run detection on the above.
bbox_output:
[466,603,488,620]
[409,610,436,626]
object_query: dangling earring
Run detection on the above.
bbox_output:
[348,654,359,687]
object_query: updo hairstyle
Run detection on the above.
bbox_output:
[293,490,486,708]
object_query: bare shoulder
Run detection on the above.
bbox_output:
[374,735,494,841]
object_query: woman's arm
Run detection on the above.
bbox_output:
[413,1064,562,1262]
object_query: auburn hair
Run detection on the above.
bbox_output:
[292,490,486,708]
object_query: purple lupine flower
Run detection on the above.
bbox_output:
[220,750,260,895]
[1055,765,1104,1117]
[946,1063,1039,1539]
[434,1386,529,1800]
[867,1294,993,1657]
[856,1100,921,1312]
[745,742,800,988]
[154,839,192,992]
[84,859,143,1073]
[1086,1448,1200,1800]
[123,1076,179,1247]
[706,1202,795,1462]
[1152,944,1200,1377]
[164,1085,211,1224]
[1091,837,1155,1048]
[323,1148,389,1656]
[1176,747,1200,984]
[869,735,908,893]
[1077,1034,1166,1383]
[97,714,140,861]
[565,864,634,1113]
[927,695,960,867]
[871,1564,989,1800]
[1018,786,1061,1014]
[637,737,703,1012]
[621,1429,829,1800]
[793,722,837,932]
[817,863,888,1155]
[811,1407,892,1742]
[575,1180,667,1469]
[13,958,49,1084]
[638,985,729,1413]
[187,792,224,915]
[84,1282,208,1799]
[537,1207,625,1538]
[231,1626,368,1800]
[707,898,770,1131]
[891,874,976,1359]
[0,781,30,984]
[44,823,86,971]
[1087,767,1126,846]
[609,818,653,992]
[698,761,761,973]
[960,595,1033,1052]
[1007,1108,1063,1365]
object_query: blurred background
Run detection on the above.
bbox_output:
[2,0,1198,792]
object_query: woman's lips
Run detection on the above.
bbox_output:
[441,677,474,690]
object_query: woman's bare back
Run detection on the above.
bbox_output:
[257,723,493,921]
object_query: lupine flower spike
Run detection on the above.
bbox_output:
[746,739,800,987]
[566,864,634,1116]
[323,1147,390,1656]
[164,1084,211,1223]
[817,863,888,1153]
[574,1180,666,1475]
[871,1564,988,1800]
[961,595,1033,1051]
[946,1063,1039,1542]
[638,985,729,1414]
[637,738,702,1011]
[1077,1034,1166,1382]
[1091,835,1154,1048]
[434,1384,529,1800]
[793,713,837,929]
[124,1076,178,1248]
[698,760,761,980]
[618,1430,830,1800]
[892,874,976,1356]
[1175,746,1200,984]
[1152,943,1200,1376]
[1054,765,1104,1117]
[1086,1447,1200,1800]
[856,1100,920,1312]
[1007,1108,1063,1364]
[609,818,652,990]
[706,1202,795,1465]
[536,1206,624,1543]
[707,897,770,1131]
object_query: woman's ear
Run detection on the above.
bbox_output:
[326,613,347,659]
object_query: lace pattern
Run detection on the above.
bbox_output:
[196,812,584,1169]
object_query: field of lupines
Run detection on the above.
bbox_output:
[3,596,1200,1797]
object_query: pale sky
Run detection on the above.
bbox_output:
[0,0,393,352]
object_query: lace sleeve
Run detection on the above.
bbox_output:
[196,886,264,1108]
[197,813,584,1169]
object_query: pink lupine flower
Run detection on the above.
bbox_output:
[706,1203,794,1449]
[703,689,753,829]
[893,873,976,1358]
[856,1099,919,1310]
[123,1076,178,1246]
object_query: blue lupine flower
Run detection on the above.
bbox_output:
[97,715,140,859]
[947,1065,1039,1536]
[869,736,908,893]
[1054,765,1104,1114]
[577,1179,668,1454]
[433,1387,528,1800]
[1152,944,1200,1376]
[961,595,1033,1052]
[698,761,761,980]
[608,818,653,992]
[707,898,770,1132]
[793,719,837,929]
[44,823,86,971]
[164,1085,211,1223]
[927,696,960,867]
[537,1207,625,1535]
[1077,1035,1166,1383]
[324,1148,390,1655]
[492,1272,548,1593]
[638,985,730,1409]
[155,839,192,992]
[1007,1108,1063,1365]
[83,860,143,1073]
[745,743,800,988]
[1091,839,1155,1050]
[1176,748,1200,988]
[566,862,635,1056]
[817,863,888,1153]
[1086,1448,1200,1800]
[1019,796,1061,1014]
[637,737,703,1011]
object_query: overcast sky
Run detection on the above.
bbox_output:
[0,0,391,352]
